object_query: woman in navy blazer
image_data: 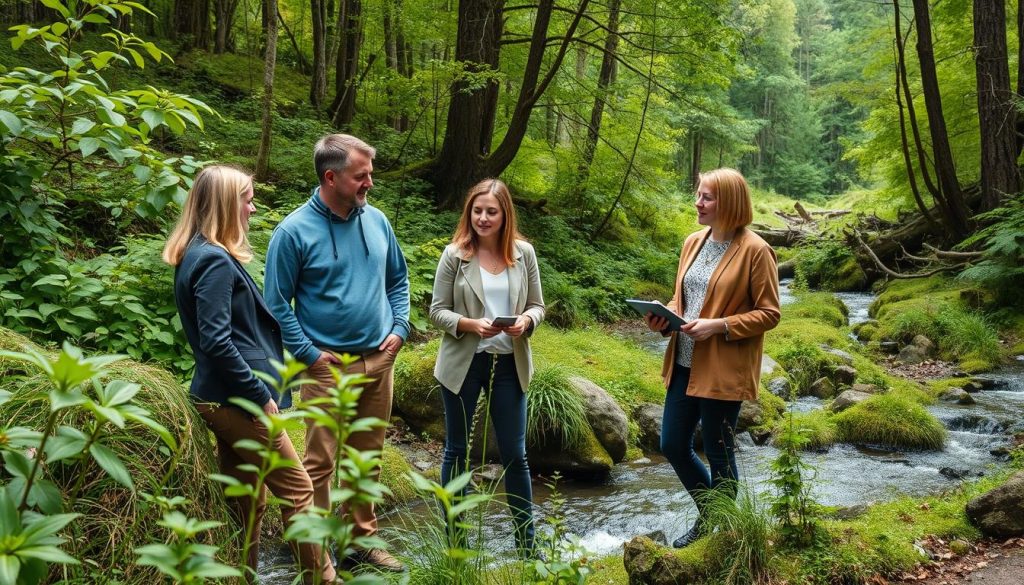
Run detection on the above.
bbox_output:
[163,165,335,584]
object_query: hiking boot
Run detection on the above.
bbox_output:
[345,548,405,572]
[672,522,704,549]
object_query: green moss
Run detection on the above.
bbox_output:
[532,327,665,409]
[586,553,630,584]
[792,240,866,291]
[782,292,848,328]
[834,394,946,450]
[573,426,615,469]
[379,445,417,506]
[756,390,787,430]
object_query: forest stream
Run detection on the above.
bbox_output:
[257,283,1024,580]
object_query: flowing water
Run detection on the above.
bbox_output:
[258,283,1024,578]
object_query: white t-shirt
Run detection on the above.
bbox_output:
[477,267,514,354]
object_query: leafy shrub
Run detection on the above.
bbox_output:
[792,239,866,291]
[879,302,1001,367]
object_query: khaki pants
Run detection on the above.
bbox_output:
[196,402,336,584]
[302,349,395,539]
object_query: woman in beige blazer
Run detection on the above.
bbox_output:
[645,168,780,549]
[429,178,545,555]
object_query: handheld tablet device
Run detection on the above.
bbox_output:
[625,299,688,331]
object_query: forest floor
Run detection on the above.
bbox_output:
[895,538,1024,584]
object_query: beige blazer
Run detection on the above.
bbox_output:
[430,240,545,394]
[662,227,781,401]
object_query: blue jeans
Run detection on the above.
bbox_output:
[661,366,742,519]
[440,352,534,550]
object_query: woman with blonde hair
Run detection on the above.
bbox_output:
[645,168,780,549]
[164,165,336,583]
[429,178,545,556]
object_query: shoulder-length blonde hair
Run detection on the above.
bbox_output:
[162,165,254,266]
[699,168,753,231]
[451,178,524,267]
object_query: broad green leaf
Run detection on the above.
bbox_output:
[67,306,97,321]
[70,118,95,135]
[89,443,134,490]
[39,0,70,18]
[0,555,20,585]
[0,110,23,134]
[38,303,62,318]
[78,137,101,157]
[140,108,163,129]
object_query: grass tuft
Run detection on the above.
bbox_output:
[834,394,946,450]
[526,366,590,451]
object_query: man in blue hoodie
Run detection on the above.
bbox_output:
[264,134,409,572]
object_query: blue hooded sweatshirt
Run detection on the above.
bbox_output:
[264,189,410,365]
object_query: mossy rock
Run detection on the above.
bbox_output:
[622,535,712,584]
[393,339,445,438]
[781,292,849,328]
[834,394,946,450]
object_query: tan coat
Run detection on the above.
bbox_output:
[430,240,545,393]
[662,227,781,401]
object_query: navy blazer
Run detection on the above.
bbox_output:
[174,236,290,408]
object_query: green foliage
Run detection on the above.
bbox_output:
[135,511,240,583]
[834,394,946,450]
[774,339,832,396]
[767,417,823,546]
[877,301,1002,368]
[958,197,1024,304]
[792,239,866,292]
[526,367,589,452]
[702,485,776,585]
[0,338,234,583]
[526,475,592,585]
[771,409,838,451]
[0,2,209,376]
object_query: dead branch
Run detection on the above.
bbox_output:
[794,201,814,223]
[852,230,963,279]
[921,242,985,260]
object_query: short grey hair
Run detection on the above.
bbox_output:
[313,134,376,183]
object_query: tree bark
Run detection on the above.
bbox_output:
[973,0,1020,211]
[310,0,327,107]
[893,0,938,231]
[330,0,363,126]
[255,0,278,180]
[213,0,239,53]
[689,132,703,191]
[910,0,970,237]
[1017,0,1024,157]
[173,0,211,51]
[574,0,620,199]
[277,5,309,74]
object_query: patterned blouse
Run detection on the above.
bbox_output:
[676,238,731,367]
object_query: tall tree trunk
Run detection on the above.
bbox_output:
[310,0,327,107]
[893,0,939,231]
[256,0,278,180]
[573,0,620,200]
[427,0,589,208]
[1017,0,1024,157]
[911,0,970,237]
[689,132,703,191]
[428,0,505,207]
[173,0,212,50]
[213,0,239,53]
[974,0,1020,211]
[330,0,363,126]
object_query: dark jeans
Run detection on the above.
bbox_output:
[661,366,742,521]
[440,352,534,551]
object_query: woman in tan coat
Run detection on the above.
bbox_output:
[645,168,780,548]
[429,178,545,555]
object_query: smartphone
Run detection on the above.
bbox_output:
[491,315,518,328]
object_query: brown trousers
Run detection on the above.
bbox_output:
[196,402,336,584]
[302,349,395,539]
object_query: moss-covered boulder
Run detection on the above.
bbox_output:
[622,535,709,584]
[834,394,946,450]
[392,339,445,439]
